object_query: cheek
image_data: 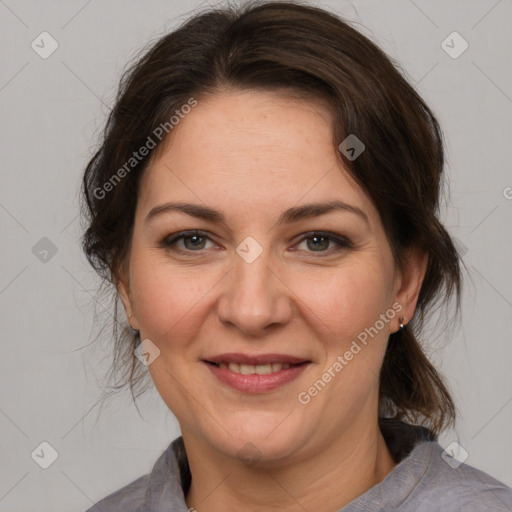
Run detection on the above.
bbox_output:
[128,238,396,348]
[129,253,220,346]
[301,261,395,342]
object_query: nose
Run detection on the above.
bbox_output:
[216,247,293,337]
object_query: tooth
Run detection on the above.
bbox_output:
[255,364,272,375]
[240,364,255,375]
[228,362,241,373]
[222,362,295,374]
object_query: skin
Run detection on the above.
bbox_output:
[119,89,428,511]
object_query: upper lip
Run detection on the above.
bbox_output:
[204,353,310,365]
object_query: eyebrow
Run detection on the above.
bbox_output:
[145,200,369,227]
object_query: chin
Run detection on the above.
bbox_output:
[201,412,312,466]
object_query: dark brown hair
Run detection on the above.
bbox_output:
[81,0,462,436]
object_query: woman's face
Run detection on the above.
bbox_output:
[120,90,425,464]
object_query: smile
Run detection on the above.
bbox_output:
[210,362,294,374]
[203,354,311,393]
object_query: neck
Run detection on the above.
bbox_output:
[183,420,397,511]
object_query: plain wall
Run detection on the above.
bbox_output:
[0,1,511,510]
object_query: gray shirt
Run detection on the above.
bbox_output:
[85,420,512,511]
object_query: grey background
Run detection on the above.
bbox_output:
[0,0,511,510]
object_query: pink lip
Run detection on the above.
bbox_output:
[203,354,311,393]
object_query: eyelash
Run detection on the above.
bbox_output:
[161,230,352,257]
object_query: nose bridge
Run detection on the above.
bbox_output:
[217,239,291,334]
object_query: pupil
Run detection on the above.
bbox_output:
[309,236,328,251]
[185,235,204,249]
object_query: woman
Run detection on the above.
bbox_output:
[81,1,512,511]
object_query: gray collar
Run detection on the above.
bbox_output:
[141,419,436,511]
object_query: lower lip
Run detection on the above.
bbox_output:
[204,362,310,393]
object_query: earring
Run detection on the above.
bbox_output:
[399,317,406,330]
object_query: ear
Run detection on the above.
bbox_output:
[393,246,428,332]
[117,263,139,331]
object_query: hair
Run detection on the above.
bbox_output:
[81,0,463,437]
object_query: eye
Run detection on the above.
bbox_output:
[161,230,352,257]
[162,230,217,253]
[293,232,352,255]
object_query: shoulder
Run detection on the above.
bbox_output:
[84,473,149,512]
[375,420,512,511]
[403,441,512,511]
[84,436,187,512]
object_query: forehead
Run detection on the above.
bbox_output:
[138,90,376,226]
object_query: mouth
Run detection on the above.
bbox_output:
[205,361,304,374]
[203,353,311,393]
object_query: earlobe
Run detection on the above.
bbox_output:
[394,247,428,332]
[117,272,139,330]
